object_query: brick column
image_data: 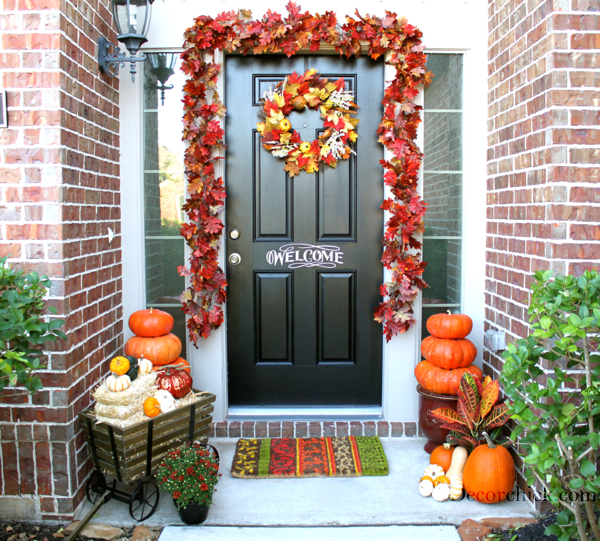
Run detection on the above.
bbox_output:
[486,0,600,496]
[0,0,121,520]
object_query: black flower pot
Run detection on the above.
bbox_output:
[175,500,210,525]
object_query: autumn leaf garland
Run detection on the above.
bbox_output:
[180,2,432,346]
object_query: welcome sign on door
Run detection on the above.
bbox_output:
[266,243,344,269]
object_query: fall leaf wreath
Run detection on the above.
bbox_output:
[257,69,359,176]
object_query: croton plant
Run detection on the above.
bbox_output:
[431,373,510,453]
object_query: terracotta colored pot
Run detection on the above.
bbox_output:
[417,384,459,454]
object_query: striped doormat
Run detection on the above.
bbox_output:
[231,436,388,478]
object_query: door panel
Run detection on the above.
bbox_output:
[226,54,383,406]
[255,272,293,363]
[319,272,355,362]
[254,132,293,240]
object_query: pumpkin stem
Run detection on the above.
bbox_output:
[446,310,452,315]
[482,431,496,448]
[443,443,452,449]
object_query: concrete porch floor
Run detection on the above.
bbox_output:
[76,437,536,528]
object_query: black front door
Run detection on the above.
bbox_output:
[225,55,383,406]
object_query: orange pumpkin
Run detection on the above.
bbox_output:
[426,311,473,339]
[129,308,174,338]
[109,356,130,376]
[421,336,477,369]
[463,432,515,504]
[430,443,454,472]
[124,333,182,366]
[143,397,161,418]
[153,357,190,374]
[414,360,483,396]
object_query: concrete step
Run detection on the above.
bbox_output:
[158,525,461,540]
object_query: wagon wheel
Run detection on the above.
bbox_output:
[129,480,160,521]
[86,470,115,504]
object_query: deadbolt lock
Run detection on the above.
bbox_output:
[229,253,242,265]
[229,229,240,240]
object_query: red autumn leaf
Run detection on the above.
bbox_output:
[203,216,223,234]
[180,223,197,239]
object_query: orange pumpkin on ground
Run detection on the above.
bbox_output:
[421,336,477,369]
[109,356,130,376]
[426,311,473,339]
[414,360,483,396]
[153,357,190,374]
[463,432,515,504]
[129,308,174,338]
[430,443,454,472]
[124,333,182,366]
[143,397,161,418]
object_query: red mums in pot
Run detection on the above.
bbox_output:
[157,442,220,509]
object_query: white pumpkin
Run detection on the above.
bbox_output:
[154,389,176,412]
[106,374,131,392]
[138,356,153,374]
[419,479,434,497]
[432,482,451,502]
[423,464,445,479]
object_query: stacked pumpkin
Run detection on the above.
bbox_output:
[415,311,483,395]
[125,309,194,418]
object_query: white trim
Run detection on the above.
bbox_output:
[228,407,383,420]
[120,68,146,344]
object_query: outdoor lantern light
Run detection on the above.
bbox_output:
[148,53,177,106]
[98,0,154,82]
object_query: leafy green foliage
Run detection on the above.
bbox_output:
[0,257,66,394]
[501,270,600,541]
[430,373,509,452]
[157,442,220,508]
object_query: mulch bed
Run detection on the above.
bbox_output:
[0,522,134,541]
[489,514,558,541]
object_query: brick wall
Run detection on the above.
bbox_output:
[0,0,121,520]
[486,0,600,497]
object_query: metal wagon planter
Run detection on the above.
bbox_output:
[78,391,216,522]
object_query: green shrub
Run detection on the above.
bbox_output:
[501,270,600,541]
[0,257,66,394]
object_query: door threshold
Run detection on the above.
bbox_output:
[227,406,383,420]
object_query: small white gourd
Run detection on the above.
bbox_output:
[154,389,176,412]
[432,482,451,502]
[138,355,153,374]
[419,479,434,497]
[106,374,131,392]
[423,464,445,479]
[450,477,464,500]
